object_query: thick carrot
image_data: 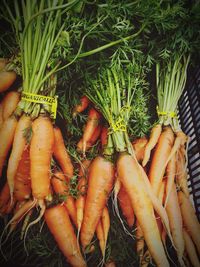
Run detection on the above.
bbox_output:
[53,126,74,180]
[166,183,185,266]
[14,147,31,201]
[7,114,31,202]
[80,156,114,249]
[0,182,10,211]
[118,185,135,228]
[0,71,17,93]
[30,116,54,200]
[148,126,174,196]
[45,205,86,267]
[51,171,77,227]
[178,191,200,255]
[117,153,169,267]
[142,124,162,166]
[132,137,148,163]
[72,95,90,118]
[1,91,20,121]
[164,154,176,207]
[0,116,18,177]
[183,228,200,267]
[76,160,91,233]
[82,108,101,155]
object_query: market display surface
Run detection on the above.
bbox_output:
[0,1,200,267]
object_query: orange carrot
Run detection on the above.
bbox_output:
[1,91,20,121]
[80,156,114,249]
[101,126,108,149]
[166,183,185,266]
[76,160,91,234]
[53,126,74,180]
[82,108,101,155]
[51,171,77,227]
[101,206,110,257]
[14,147,31,201]
[0,58,8,70]
[136,221,145,265]
[96,219,105,256]
[0,71,17,93]
[178,191,200,255]
[7,114,31,202]
[148,126,174,196]
[183,228,200,267]
[176,148,190,198]
[72,95,90,118]
[132,137,148,163]
[117,153,169,267]
[164,154,176,207]
[0,116,18,177]
[45,204,86,267]
[142,124,162,166]
[118,185,135,228]
[30,116,54,200]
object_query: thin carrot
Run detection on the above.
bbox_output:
[45,204,86,267]
[132,137,148,163]
[14,147,31,201]
[183,228,200,267]
[0,116,18,177]
[118,185,135,228]
[142,124,162,167]
[166,183,185,266]
[178,191,200,255]
[7,114,31,203]
[136,221,145,265]
[101,206,110,259]
[51,171,77,227]
[80,156,114,249]
[53,126,74,180]
[0,71,17,93]
[82,108,101,155]
[72,95,90,118]
[117,153,169,267]
[76,160,91,234]
[164,154,176,207]
[96,219,105,257]
[148,126,174,196]
[1,91,20,121]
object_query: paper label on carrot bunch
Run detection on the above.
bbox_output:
[21,92,58,119]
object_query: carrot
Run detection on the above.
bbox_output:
[148,126,174,196]
[1,91,20,121]
[45,204,86,267]
[142,124,162,166]
[136,221,145,265]
[72,95,90,118]
[7,114,31,203]
[53,126,74,180]
[0,116,18,177]
[105,260,116,267]
[80,156,114,249]
[30,116,54,200]
[96,219,105,257]
[0,58,8,70]
[178,191,200,255]
[118,185,135,228]
[117,153,169,267]
[166,183,185,266]
[0,182,10,211]
[0,71,17,93]
[82,108,101,155]
[183,228,200,267]
[51,171,77,227]
[77,124,102,152]
[76,160,91,234]
[132,137,148,163]
[14,147,31,201]
[101,126,108,149]
[176,148,190,198]
[101,206,110,257]
[164,154,176,207]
